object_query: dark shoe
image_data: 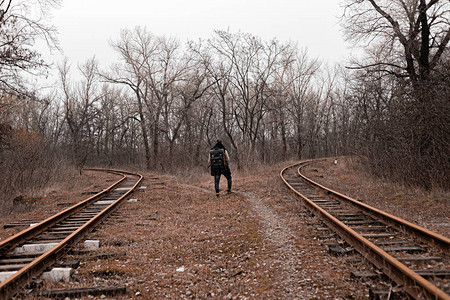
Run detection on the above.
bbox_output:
[227,189,231,194]
[216,192,220,197]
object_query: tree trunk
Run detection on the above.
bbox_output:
[136,94,151,170]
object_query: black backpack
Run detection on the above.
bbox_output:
[210,148,225,169]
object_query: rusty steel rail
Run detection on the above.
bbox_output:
[0,169,143,299]
[298,162,450,254]
[280,160,450,300]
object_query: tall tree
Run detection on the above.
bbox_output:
[284,49,320,159]
[0,0,60,95]
[207,31,290,165]
[343,0,450,88]
[58,57,101,172]
[102,27,160,170]
[343,0,450,188]
[145,36,186,168]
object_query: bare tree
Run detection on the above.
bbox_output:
[206,31,291,166]
[343,0,450,188]
[0,0,60,95]
[102,27,160,170]
[0,0,60,167]
[343,0,450,88]
[145,36,186,169]
[91,85,123,165]
[284,49,321,160]
[161,61,213,167]
[190,38,242,168]
[58,57,101,172]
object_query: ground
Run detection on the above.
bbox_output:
[1,157,448,299]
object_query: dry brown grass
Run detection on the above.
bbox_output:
[1,165,86,216]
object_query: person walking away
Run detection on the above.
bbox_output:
[208,139,232,196]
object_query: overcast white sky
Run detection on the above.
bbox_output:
[46,0,350,71]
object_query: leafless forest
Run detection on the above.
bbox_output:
[0,0,449,204]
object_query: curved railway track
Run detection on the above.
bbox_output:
[0,168,143,299]
[280,160,450,300]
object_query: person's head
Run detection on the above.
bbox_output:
[214,139,225,149]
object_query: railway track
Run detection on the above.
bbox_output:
[0,168,143,299]
[280,160,450,300]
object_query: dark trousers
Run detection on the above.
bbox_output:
[214,173,232,193]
